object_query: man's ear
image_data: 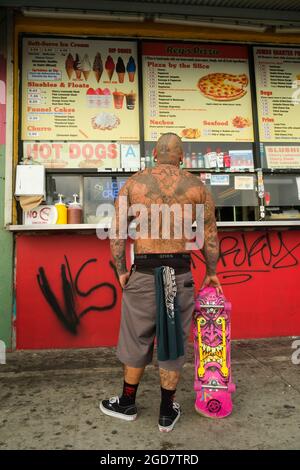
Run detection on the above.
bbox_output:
[153,147,157,157]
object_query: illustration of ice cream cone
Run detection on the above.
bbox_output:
[65,53,74,80]
[116,57,125,83]
[126,56,136,82]
[105,55,115,82]
[82,54,91,81]
[93,52,103,83]
[73,54,83,79]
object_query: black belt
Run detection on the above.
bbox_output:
[134,253,191,275]
[134,266,190,275]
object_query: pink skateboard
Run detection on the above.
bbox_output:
[193,286,235,418]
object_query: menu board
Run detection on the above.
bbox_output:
[142,42,254,142]
[22,37,139,141]
[254,47,300,143]
[265,145,300,169]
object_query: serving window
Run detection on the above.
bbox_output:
[264,174,300,220]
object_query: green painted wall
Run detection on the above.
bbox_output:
[0,145,13,349]
[0,146,13,350]
[0,11,13,350]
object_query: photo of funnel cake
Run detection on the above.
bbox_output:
[126,56,136,82]
[91,112,120,130]
[93,52,103,83]
[105,55,115,81]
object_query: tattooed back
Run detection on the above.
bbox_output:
[123,165,206,254]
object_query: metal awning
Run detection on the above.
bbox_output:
[1,0,300,22]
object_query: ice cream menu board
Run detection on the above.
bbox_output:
[254,47,300,143]
[142,42,254,142]
[21,37,139,141]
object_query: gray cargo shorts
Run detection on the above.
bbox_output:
[116,269,195,371]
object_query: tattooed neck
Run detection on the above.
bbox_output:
[156,161,179,167]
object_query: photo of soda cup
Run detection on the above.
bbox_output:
[113,91,125,109]
[126,92,136,110]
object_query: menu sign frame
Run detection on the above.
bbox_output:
[21,36,140,142]
[254,46,300,145]
[142,42,254,143]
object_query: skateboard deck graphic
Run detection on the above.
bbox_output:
[193,286,235,418]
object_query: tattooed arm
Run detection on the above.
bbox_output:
[110,181,130,287]
[201,188,222,292]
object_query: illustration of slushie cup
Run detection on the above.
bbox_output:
[126,91,136,110]
[113,90,124,109]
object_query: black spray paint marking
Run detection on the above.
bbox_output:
[192,232,300,285]
[37,256,117,334]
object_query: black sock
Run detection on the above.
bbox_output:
[160,387,176,416]
[119,381,139,406]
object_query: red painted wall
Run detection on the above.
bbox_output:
[16,230,300,349]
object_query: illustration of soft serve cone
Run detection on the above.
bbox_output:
[126,56,136,82]
[93,52,103,83]
[82,54,91,80]
[65,53,74,79]
[73,54,83,79]
[116,57,125,83]
[105,55,115,81]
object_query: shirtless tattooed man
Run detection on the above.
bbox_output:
[100,132,221,432]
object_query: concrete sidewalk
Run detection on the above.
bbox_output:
[0,338,299,450]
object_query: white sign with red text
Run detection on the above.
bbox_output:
[23,141,121,168]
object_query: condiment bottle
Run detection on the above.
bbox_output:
[191,152,198,168]
[224,153,231,168]
[55,194,67,225]
[67,194,82,224]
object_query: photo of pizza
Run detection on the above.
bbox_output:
[197,73,249,101]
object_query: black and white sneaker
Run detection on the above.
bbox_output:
[100,396,137,421]
[158,402,181,432]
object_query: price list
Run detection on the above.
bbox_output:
[254,47,300,142]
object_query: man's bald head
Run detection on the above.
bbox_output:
[155,133,183,165]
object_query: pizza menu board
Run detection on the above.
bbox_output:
[254,47,300,143]
[142,42,254,142]
[21,37,139,141]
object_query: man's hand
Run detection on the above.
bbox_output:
[201,274,223,295]
[119,272,131,289]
